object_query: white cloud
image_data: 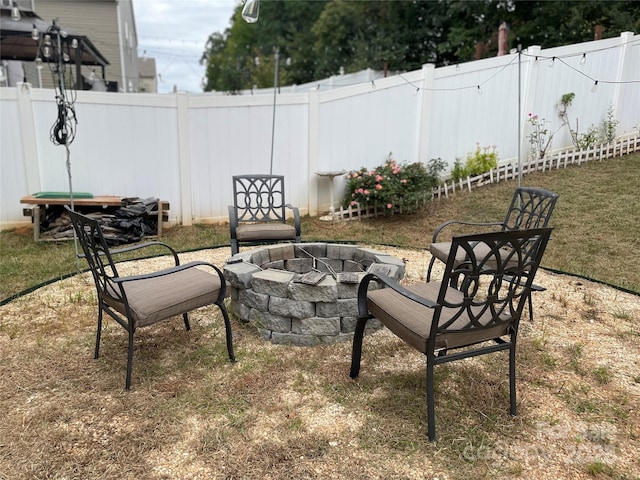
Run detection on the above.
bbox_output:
[133,0,240,93]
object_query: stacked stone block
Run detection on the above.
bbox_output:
[223,243,405,346]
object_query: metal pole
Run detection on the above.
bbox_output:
[517,44,522,188]
[269,48,279,175]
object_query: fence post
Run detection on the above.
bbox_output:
[16,83,41,195]
[308,87,320,216]
[612,32,634,131]
[176,92,192,226]
[418,64,436,166]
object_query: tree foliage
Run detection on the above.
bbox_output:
[202,0,639,93]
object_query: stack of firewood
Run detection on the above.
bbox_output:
[41,197,161,244]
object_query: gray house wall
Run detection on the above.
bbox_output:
[34,0,140,91]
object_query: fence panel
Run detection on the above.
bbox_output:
[0,33,637,229]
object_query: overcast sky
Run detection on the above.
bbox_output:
[133,0,240,94]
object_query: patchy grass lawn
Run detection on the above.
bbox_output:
[0,245,638,479]
[0,153,639,479]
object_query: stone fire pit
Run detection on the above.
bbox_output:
[223,243,405,346]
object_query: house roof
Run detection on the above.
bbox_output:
[0,7,109,67]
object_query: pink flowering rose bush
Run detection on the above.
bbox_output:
[343,153,444,214]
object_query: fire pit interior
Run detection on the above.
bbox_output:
[223,243,405,346]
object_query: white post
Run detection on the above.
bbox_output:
[611,32,634,133]
[176,92,192,226]
[16,83,41,194]
[418,63,436,165]
[521,45,541,166]
[307,87,320,216]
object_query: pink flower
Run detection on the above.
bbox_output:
[352,172,359,178]
[375,174,384,182]
[350,200,358,206]
[363,189,370,195]
[370,170,375,176]
[401,179,407,184]
[357,188,364,194]
[376,184,382,190]
[387,203,393,209]
[393,168,400,174]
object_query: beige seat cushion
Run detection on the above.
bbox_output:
[103,267,222,328]
[430,241,517,271]
[236,223,297,242]
[366,282,509,353]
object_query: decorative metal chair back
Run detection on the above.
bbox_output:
[432,228,552,347]
[233,175,288,223]
[502,187,559,231]
[67,208,128,305]
[65,206,235,390]
[350,227,552,441]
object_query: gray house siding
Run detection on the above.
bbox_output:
[34,0,139,91]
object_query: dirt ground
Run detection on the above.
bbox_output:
[0,245,638,479]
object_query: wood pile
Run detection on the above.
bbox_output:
[41,197,161,244]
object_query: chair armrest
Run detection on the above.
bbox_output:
[108,241,180,265]
[113,261,225,286]
[285,204,301,235]
[358,272,438,318]
[503,274,546,292]
[432,220,503,243]
[228,205,239,239]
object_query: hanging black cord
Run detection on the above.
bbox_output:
[50,96,77,146]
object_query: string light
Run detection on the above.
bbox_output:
[591,80,598,93]
[580,53,586,66]
[477,85,483,95]
[548,56,555,68]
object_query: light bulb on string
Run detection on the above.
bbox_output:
[71,38,78,49]
[548,56,555,68]
[63,52,70,62]
[591,80,598,93]
[11,6,21,21]
[242,0,259,23]
[44,35,51,46]
[477,85,483,95]
[32,26,40,41]
[533,56,539,67]
[35,57,43,70]
[43,45,51,58]
[580,53,586,66]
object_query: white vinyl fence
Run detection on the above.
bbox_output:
[1,32,638,230]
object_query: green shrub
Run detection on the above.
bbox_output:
[343,153,444,213]
[451,144,499,181]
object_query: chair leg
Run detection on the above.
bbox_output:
[183,313,191,331]
[426,357,437,442]
[95,304,103,359]
[426,256,436,282]
[230,240,239,256]
[125,328,135,390]
[509,343,517,416]
[349,317,369,379]
[218,301,236,363]
[527,292,534,322]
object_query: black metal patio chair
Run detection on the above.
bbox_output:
[66,206,235,390]
[427,186,558,321]
[350,228,553,441]
[228,174,301,255]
